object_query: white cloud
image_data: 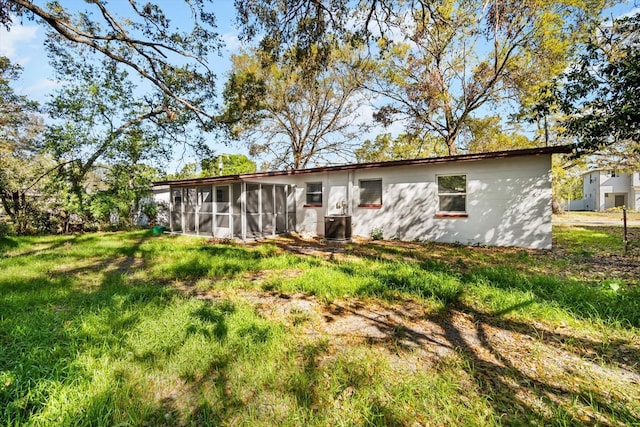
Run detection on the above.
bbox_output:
[615,6,640,19]
[0,24,39,64]
[27,78,61,93]
[222,32,242,53]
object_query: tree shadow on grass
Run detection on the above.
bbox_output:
[0,235,77,258]
[317,297,639,425]
[324,239,640,330]
[0,236,18,255]
[466,266,640,328]
[432,303,640,426]
[0,232,173,424]
[0,279,165,423]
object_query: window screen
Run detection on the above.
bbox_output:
[437,175,466,212]
[306,182,322,205]
[216,186,229,203]
[359,179,382,206]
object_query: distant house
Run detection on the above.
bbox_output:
[153,146,572,249]
[571,169,640,211]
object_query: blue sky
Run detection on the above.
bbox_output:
[1,1,638,172]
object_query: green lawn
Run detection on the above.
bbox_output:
[0,228,638,426]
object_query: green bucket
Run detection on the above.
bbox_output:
[152,226,166,235]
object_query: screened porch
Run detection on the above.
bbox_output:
[169,182,296,239]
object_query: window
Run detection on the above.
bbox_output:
[437,175,466,214]
[359,179,382,207]
[305,182,323,206]
[611,170,618,177]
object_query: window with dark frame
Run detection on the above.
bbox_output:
[437,175,466,213]
[359,179,382,207]
[305,182,323,206]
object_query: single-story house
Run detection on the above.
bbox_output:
[568,169,640,211]
[152,146,572,249]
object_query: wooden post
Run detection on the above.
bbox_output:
[623,208,628,255]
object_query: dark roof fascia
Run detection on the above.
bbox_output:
[154,145,574,187]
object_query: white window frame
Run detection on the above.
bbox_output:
[436,174,467,215]
[305,182,323,206]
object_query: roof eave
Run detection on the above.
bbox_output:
[154,145,575,187]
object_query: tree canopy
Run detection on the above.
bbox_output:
[1,0,221,129]
[0,56,54,233]
[233,0,609,156]
[221,46,371,170]
[553,12,640,160]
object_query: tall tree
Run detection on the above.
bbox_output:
[44,29,202,220]
[368,0,607,155]
[0,56,54,233]
[235,0,608,155]
[553,12,640,159]
[221,46,371,170]
[354,133,432,162]
[464,116,534,154]
[89,129,162,227]
[201,154,256,176]
[1,0,221,129]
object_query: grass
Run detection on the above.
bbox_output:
[0,227,639,426]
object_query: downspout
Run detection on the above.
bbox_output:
[348,171,354,216]
[272,184,276,237]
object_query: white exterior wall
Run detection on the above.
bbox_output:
[350,156,552,249]
[633,171,640,210]
[600,173,630,210]
[152,185,171,226]
[582,171,599,211]
[277,154,553,249]
[581,170,639,211]
[564,199,585,211]
[154,152,557,248]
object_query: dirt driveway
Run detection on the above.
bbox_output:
[553,212,640,227]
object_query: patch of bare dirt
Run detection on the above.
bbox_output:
[187,235,640,422]
[206,289,640,387]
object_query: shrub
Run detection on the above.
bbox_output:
[0,220,13,238]
[370,227,384,240]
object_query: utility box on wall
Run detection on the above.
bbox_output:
[324,215,352,241]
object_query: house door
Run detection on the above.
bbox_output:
[246,183,261,236]
[171,188,182,232]
[184,187,197,233]
[198,186,213,235]
[275,185,287,233]
[615,195,625,207]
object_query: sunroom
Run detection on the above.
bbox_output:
[168,180,296,240]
